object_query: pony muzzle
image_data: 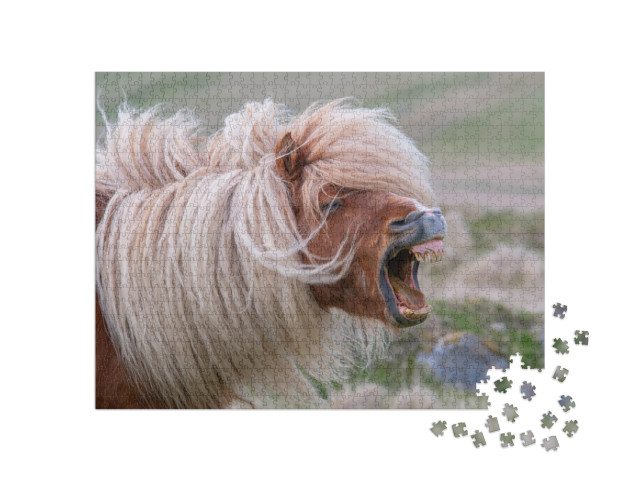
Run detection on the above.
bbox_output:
[380,209,446,327]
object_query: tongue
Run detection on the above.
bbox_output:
[389,275,426,309]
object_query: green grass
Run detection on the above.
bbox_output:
[431,91,544,155]
[468,210,544,252]
[96,72,544,160]
[433,298,543,369]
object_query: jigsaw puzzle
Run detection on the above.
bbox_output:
[541,411,558,429]
[430,421,448,437]
[520,381,536,400]
[553,338,570,355]
[559,395,576,412]
[500,432,515,447]
[552,366,569,382]
[563,420,579,437]
[502,403,519,422]
[574,330,589,345]
[95,73,544,409]
[541,436,560,452]
[552,303,567,318]
[520,431,536,447]
[485,415,501,433]
[494,377,513,393]
[452,423,469,438]
[471,430,486,448]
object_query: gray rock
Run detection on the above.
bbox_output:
[418,332,509,391]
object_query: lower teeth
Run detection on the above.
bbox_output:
[400,305,432,320]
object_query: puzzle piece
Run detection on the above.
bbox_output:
[500,432,515,447]
[502,403,519,422]
[430,421,447,437]
[520,431,536,447]
[541,411,558,429]
[552,366,569,382]
[494,376,513,393]
[574,330,589,345]
[541,436,559,451]
[559,395,576,412]
[563,420,579,437]
[553,338,569,355]
[471,430,486,448]
[452,423,468,438]
[553,303,567,318]
[485,415,500,433]
[520,381,536,400]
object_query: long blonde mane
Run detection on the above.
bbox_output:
[96,99,434,408]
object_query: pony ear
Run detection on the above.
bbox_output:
[275,132,305,181]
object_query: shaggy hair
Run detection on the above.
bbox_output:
[96,99,434,408]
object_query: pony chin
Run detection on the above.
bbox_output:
[96,98,444,408]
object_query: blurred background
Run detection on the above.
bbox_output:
[96,72,544,408]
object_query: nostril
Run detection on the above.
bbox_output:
[404,210,425,224]
[387,210,426,232]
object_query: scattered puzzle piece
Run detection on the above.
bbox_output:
[541,436,559,451]
[541,411,558,429]
[485,415,500,433]
[430,421,447,437]
[553,303,567,318]
[559,395,576,412]
[502,403,519,423]
[521,381,536,400]
[520,430,536,447]
[500,432,515,447]
[574,330,589,345]
[471,430,486,448]
[552,366,569,382]
[563,420,579,437]
[452,423,468,438]
[494,376,513,393]
[553,338,569,355]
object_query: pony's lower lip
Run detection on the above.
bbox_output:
[397,304,432,321]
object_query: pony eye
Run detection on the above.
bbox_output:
[321,200,342,213]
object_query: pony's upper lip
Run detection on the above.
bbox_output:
[379,235,444,328]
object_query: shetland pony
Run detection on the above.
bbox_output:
[96,99,446,408]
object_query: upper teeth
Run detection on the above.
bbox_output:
[413,249,443,263]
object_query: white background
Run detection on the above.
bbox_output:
[1,1,638,479]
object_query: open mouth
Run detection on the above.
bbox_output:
[382,238,444,326]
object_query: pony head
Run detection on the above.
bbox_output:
[271,103,446,328]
